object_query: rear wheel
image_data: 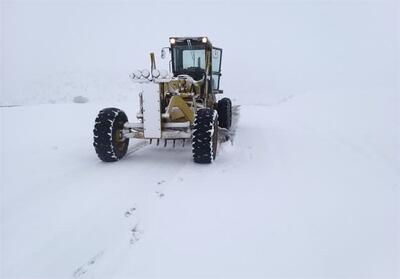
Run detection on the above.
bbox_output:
[93,107,129,162]
[192,108,218,164]
[217,98,232,129]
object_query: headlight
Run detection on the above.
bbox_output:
[133,70,141,79]
[169,38,176,44]
[202,37,208,43]
[141,69,150,78]
[152,69,160,78]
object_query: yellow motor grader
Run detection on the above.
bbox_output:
[93,36,232,163]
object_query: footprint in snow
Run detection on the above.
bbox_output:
[123,206,142,245]
[155,191,165,199]
[130,223,142,245]
[73,250,105,278]
[124,206,136,217]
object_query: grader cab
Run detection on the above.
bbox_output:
[93,36,232,164]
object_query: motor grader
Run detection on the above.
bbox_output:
[93,36,232,163]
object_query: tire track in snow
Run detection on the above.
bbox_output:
[126,140,149,156]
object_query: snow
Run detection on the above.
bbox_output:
[1,0,399,278]
[1,90,398,277]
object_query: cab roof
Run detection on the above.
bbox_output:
[169,36,212,48]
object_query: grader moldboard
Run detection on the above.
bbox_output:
[93,36,232,164]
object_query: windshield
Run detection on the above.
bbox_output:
[172,45,206,72]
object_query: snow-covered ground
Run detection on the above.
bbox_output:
[1,88,399,278]
[1,0,399,278]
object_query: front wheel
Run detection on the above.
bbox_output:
[93,107,129,162]
[192,108,219,164]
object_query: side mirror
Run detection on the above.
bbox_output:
[161,47,170,59]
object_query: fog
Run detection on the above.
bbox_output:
[2,0,397,105]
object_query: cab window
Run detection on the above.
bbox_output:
[212,48,222,90]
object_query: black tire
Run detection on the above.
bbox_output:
[192,108,219,164]
[93,107,129,162]
[217,98,232,129]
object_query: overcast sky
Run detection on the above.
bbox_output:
[1,0,398,104]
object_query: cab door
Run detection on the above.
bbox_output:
[211,47,222,92]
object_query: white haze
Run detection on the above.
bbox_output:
[2,0,397,105]
[1,0,399,278]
